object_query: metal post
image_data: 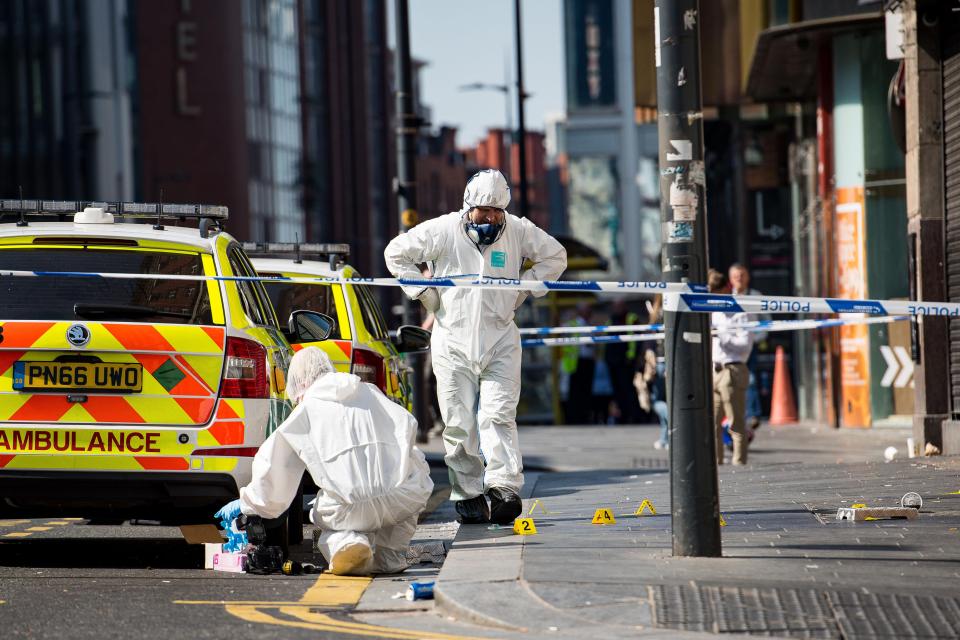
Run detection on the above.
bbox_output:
[394,0,417,327]
[393,0,430,442]
[513,0,529,219]
[655,0,721,557]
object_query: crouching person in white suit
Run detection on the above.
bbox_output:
[216,347,433,576]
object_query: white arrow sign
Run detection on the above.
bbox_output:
[880,345,914,388]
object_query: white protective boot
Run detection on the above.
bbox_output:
[319,530,373,576]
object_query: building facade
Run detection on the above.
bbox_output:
[0,0,135,203]
[2,0,395,272]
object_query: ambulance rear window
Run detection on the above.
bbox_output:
[0,248,216,325]
[262,282,343,340]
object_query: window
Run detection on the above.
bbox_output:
[227,246,276,328]
[262,281,343,340]
[354,285,389,341]
[0,247,215,325]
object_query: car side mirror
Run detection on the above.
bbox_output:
[287,310,334,344]
[392,325,431,354]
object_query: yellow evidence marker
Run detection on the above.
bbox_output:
[514,518,538,535]
[635,499,657,516]
[719,514,727,527]
[851,503,867,509]
[592,508,616,525]
[528,499,552,515]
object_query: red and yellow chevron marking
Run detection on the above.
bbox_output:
[0,453,238,473]
[293,340,352,373]
[0,322,226,426]
[0,396,246,470]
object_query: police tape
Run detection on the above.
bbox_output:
[519,323,663,336]
[3,268,958,317]
[519,315,909,348]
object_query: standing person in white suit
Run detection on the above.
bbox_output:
[384,169,567,525]
[215,347,433,576]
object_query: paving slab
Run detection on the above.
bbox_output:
[435,454,960,638]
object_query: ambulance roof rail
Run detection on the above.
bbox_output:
[243,242,351,270]
[0,199,229,223]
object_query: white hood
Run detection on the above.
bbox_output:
[304,372,362,403]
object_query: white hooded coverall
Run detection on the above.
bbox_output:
[238,370,433,574]
[383,170,567,501]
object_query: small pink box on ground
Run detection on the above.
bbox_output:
[212,551,247,573]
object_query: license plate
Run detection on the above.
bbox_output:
[12,361,143,392]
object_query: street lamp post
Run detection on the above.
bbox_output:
[459,82,512,177]
[513,0,528,220]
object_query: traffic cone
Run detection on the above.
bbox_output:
[768,345,798,425]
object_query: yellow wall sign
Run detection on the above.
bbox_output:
[513,518,537,535]
[592,508,616,525]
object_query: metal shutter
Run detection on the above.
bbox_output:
[944,43,960,417]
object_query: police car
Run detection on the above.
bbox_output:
[245,243,430,411]
[0,200,332,537]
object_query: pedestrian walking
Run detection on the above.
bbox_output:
[709,269,754,465]
[564,303,596,424]
[605,300,643,423]
[640,348,669,449]
[728,263,767,432]
[384,169,567,525]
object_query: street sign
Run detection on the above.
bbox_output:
[880,345,914,388]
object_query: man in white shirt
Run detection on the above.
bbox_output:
[709,270,754,465]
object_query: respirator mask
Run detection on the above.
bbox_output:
[465,220,503,246]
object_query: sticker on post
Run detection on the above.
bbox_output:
[682,331,702,343]
[666,139,693,162]
[669,180,698,221]
[666,221,693,243]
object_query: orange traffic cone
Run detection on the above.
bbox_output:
[768,345,798,425]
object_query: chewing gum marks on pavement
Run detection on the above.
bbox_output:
[635,499,657,516]
[513,518,537,535]
[592,508,616,525]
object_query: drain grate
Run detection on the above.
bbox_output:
[827,591,960,639]
[650,585,835,637]
[650,584,960,638]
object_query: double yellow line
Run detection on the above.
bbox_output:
[178,574,482,639]
[0,518,79,538]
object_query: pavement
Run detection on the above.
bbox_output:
[429,422,960,638]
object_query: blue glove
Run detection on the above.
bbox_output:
[215,499,242,528]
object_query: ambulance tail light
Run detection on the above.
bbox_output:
[351,348,386,393]
[221,337,269,399]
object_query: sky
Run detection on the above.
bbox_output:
[404,0,566,148]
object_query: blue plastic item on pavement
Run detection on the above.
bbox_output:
[406,581,435,601]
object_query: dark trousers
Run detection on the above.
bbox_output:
[609,362,641,423]
[565,358,595,424]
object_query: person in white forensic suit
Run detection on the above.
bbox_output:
[215,347,433,576]
[383,169,567,525]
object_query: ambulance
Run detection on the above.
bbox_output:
[246,243,431,412]
[0,200,332,537]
